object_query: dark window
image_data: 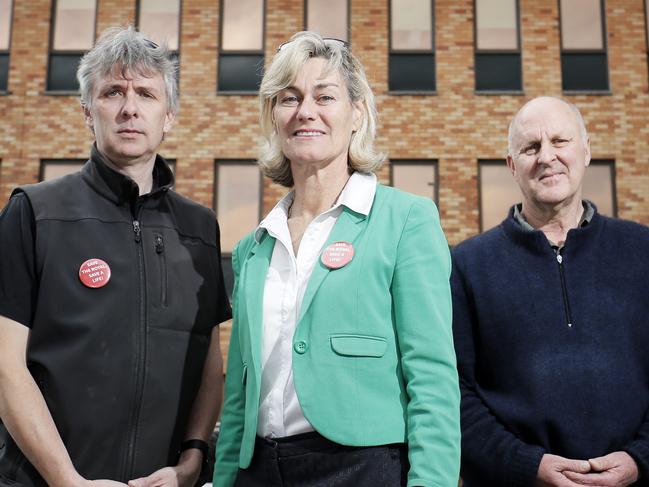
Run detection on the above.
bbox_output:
[47,0,97,92]
[474,0,522,92]
[0,0,14,92]
[390,160,438,204]
[389,0,435,92]
[478,158,617,232]
[306,0,349,41]
[559,0,609,92]
[214,161,263,297]
[218,0,264,93]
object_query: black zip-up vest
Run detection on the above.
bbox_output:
[0,147,229,485]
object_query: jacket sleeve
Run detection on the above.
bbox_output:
[622,410,649,479]
[451,254,545,486]
[213,241,246,487]
[391,198,461,487]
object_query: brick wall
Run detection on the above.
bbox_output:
[1,0,649,359]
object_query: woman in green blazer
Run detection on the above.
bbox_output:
[214,32,460,487]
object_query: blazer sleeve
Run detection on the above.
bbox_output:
[391,197,461,487]
[451,252,545,486]
[213,240,246,487]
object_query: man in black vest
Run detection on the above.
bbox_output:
[0,26,231,487]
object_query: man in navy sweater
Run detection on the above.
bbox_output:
[452,96,649,487]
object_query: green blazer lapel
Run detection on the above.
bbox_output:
[298,207,367,323]
[241,231,275,370]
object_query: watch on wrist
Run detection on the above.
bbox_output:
[178,439,209,466]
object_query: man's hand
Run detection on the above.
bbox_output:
[562,451,638,487]
[128,467,182,487]
[128,450,203,487]
[537,453,592,487]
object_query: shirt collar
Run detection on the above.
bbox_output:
[254,171,377,243]
[513,200,594,233]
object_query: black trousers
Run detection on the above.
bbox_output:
[234,432,409,487]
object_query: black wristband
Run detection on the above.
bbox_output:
[178,439,209,464]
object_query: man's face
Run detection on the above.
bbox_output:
[507,98,590,209]
[84,68,174,168]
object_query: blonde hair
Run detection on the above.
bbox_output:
[258,31,383,187]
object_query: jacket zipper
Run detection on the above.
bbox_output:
[556,249,574,328]
[154,234,167,307]
[124,217,147,478]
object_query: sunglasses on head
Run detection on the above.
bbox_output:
[276,37,350,53]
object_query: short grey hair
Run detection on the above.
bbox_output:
[258,31,384,187]
[77,26,178,114]
[507,96,589,156]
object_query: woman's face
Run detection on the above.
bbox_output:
[273,57,362,171]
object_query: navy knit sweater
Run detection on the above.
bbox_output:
[451,208,649,487]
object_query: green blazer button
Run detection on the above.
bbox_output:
[294,340,308,354]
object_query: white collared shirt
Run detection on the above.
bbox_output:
[255,171,377,438]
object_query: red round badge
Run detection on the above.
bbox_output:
[321,242,355,269]
[78,258,111,289]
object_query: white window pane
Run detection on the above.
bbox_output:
[222,0,263,51]
[560,0,604,50]
[392,163,436,202]
[582,163,614,216]
[476,0,518,50]
[53,0,96,51]
[42,162,84,181]
[480,162,521,231]
[391,0,433,50]
[216,164,261,252]
[307,0,348,41]
[138,0,180,51]
[0,0,11,50]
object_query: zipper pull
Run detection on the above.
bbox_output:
[557,254,563,264]
[154,235,164,253]
[133,220,142,243]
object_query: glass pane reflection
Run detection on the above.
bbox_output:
[42,162,84,181]
[560,0,604,50]
[307,0,348,41]
[392,162,436,202]
[222,0,263,51]
[476,0,518,50]
[53,0,96,51]
[138,0,180,51]
[216,163,261,253]
[391,0,433,51]
[0,0,12,51]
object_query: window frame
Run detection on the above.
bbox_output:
[217,0,266,95]
[213,159,264,298]
[46,0,98,94]
[39,159,86,181]
[387,0,437,94]
[304,0,351,42]
[584,159,617,217]
[135,0,183,54]
[477,159,517,232]
[0,0,14,93]
[473,0,524,94]
[389,159,439,205]
[558,0,610,94]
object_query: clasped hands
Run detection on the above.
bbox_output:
[537,451,639,487]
